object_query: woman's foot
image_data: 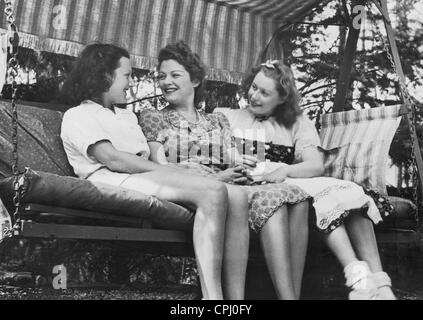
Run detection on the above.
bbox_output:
[371,272,397,300]
[344,261,378,300]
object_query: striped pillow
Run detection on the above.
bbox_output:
[319,106,402,195]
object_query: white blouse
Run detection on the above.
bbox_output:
[61,100,150,179]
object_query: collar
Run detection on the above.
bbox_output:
[164,107,214,131]
[82,100,132,116]
[82,100,104,112]
[246,108,274,123]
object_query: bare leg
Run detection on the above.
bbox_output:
[260,206,296,300]
[345,214,396,300]
[323,224,358,268]
[120,171,228,300]
[345,214,382,272]
[223,184,249,300]
[323,220,384,300]
[287,201,309,299]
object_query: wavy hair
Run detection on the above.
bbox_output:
[59,43,130,106]
[243,61,302,128]
[158,41,206,108]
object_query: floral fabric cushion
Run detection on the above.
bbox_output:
[0,101,74,178]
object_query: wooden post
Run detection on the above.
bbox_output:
[280,25,294,66]
[333,0,366,112]
[376,0,423,202]
[258,24,291,65]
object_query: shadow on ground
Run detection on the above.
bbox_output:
[1,243,422,300]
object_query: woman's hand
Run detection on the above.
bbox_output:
[262,166,290,183]
[214,166,249,184]
[235,154,259,169]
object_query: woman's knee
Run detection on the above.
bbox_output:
[201,180,228,205]
[227,186,249,222]
[227,186,248,205]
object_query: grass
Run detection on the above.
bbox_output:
[0,284,199,300]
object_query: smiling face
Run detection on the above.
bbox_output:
[158,59,199,108]
[247,71,285,119]
[102,57,134,108]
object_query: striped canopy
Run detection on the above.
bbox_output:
[0,0,326,83]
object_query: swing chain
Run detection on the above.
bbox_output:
[408,108,420,228]
[368,3,419,227]
[4,0,22,236]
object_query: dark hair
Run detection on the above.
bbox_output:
[158,41,206,108]
[59,43,130,106]
[243,61,302,128]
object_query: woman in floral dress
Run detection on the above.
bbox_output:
[139,41,311,300]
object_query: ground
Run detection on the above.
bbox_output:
[0,284,421,300]
[0,241,422,300]
[0,285,199,300]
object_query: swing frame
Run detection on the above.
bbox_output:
[0,0,422,292]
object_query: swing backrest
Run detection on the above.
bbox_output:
[319,105,402,195]
[0,100,75,179]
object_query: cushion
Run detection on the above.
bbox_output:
[0,198,12,239]
[0,101,74,178]
[0,170,194,231]
[387,196,417,219]
[320,106,402,195]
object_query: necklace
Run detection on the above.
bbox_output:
[256,115,271,122]
[178,109,201,126]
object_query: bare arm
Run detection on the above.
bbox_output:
[286,147,324,178]
[148,140,249,184]
[263,146,324,182]
[88,141,173,174]
[148,141,169,164]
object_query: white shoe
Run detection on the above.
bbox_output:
[344,261,378,300]
[370,272,397,300]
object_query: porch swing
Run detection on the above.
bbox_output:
[317,0,423,243]
[0,2,196,250]
[0,0,422,251]
[258,0,423,243]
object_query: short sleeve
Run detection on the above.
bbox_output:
[292,115,321,161]
[214,108,236,126]
[139,108,168,144]
[61,110,112,159]
[215,112,236,149]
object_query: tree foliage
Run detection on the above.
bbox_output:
[283,0,423,169]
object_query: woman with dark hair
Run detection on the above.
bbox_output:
[218,59,396,300]
[60,44,130,106]
[139,41,312,300]
[59,43,248,300]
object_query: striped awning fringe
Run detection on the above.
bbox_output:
[0,0,325,83]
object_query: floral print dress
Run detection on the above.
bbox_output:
[139,107,310,233]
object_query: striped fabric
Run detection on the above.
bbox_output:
[0,0,324,83]
[320,105,402,195]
